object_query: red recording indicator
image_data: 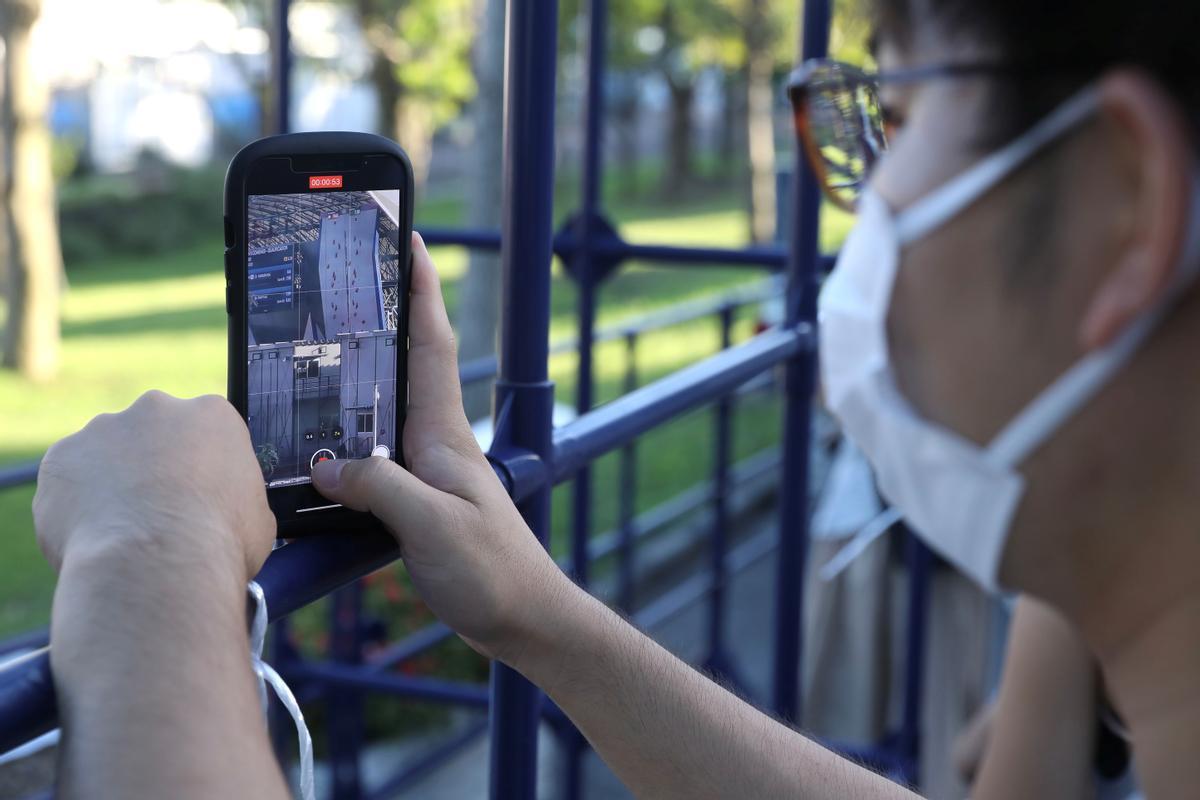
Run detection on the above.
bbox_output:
[309,174,343,190]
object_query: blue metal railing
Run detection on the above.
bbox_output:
[0,0,937,796]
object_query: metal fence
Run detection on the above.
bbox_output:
[0,0,935,797]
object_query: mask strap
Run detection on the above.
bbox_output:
[819,506,903,581]
[988,177,1200,467]
[249,581,315,800]
[895,86,1101,245]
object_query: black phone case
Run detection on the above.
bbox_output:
[224,132,414,538]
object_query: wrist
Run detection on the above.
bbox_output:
[50,533,250,693]
[58,516,249,590]
[495,560,602,687]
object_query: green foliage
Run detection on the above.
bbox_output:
[57,164,224,267]
[560,0,799,77]
[391,0,477,126]
[50,136,84,182]
[559,0,873,80]
[341,0,477,129]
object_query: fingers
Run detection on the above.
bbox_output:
[312,455,447,536]
[406,232,484,461]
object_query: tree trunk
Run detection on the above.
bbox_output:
[454,0,504,422]
[718,69,745,180]
[613,84,640,199]
[0,13,7,314]
[660,78,693,200]
[745,0,776,243]
[2,0,61,380]
[371,48,400,140]
[394,93,434,189]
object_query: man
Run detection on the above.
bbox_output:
[33,0,1200,797]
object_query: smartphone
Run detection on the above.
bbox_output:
[225,132,413,537]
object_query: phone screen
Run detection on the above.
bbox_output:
[245,187,402,488]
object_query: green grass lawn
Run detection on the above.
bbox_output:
[0,186,852,639]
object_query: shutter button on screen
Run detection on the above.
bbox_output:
[310,449,336,471]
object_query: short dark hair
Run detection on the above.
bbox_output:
[875,0,1200,146]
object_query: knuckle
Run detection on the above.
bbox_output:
[81,410,114,434]
[350,454,389,488]
[197,393,238,424]
[135,388,170,408]
[38,438,62,471]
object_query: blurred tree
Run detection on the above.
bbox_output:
[454,0,504,422]
[601,0,734,200]
[681,0,793,243]
[348,0,476,186]
[1,0,62,380]
[742,0,786,242]
[561,0,646,199]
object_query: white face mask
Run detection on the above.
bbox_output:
[819,85,1200,592]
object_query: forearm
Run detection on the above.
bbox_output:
[50,539,287,800]
[510,579,920,800]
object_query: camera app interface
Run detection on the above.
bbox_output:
[246,187,401,488]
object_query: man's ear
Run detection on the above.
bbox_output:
[1079,69,1196,351]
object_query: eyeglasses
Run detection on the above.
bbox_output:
[786,58,1016,212]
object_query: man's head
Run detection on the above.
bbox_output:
[831,1,1200,621]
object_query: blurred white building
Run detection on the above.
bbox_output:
[32,0,378,173]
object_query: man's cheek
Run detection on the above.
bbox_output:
[885,269,928,411]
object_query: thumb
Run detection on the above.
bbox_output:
[312,456,445,535]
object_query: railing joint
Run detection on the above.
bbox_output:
[487,443,550,505]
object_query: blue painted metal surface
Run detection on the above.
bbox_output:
[703,305,739,684]
[0,649,54,755]
[562,2,609,792]
[486,1,560,797]
[771,0,829,724]
[329,583,365,799]
[271,0,290,135]
[617,331,638,612]
[552,327,808,481]
[899,531,934,783]
[0,460,38,491]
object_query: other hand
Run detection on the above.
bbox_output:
[34,391,276,584]
[312,232,568,662]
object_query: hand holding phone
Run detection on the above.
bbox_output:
[225,133,414,536]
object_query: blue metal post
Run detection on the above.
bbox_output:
[272,0,291,135]
[268,0,293,765]
[488,1,559,797]
[569,0,609,587]
[617,331,638,612]
[772,0,829,721]
[705,306,736,680]
[329,583,365,799]
[564,3,608,793]
[898,532,933,782]
[268,619,298,771]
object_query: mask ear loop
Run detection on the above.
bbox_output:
[895,85,1102,245]
[818,507,901,581]
[249,581,315,800]
[987,174,1200,468]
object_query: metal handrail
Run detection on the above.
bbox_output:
[0,320,808,755]
[0,281,780,495]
